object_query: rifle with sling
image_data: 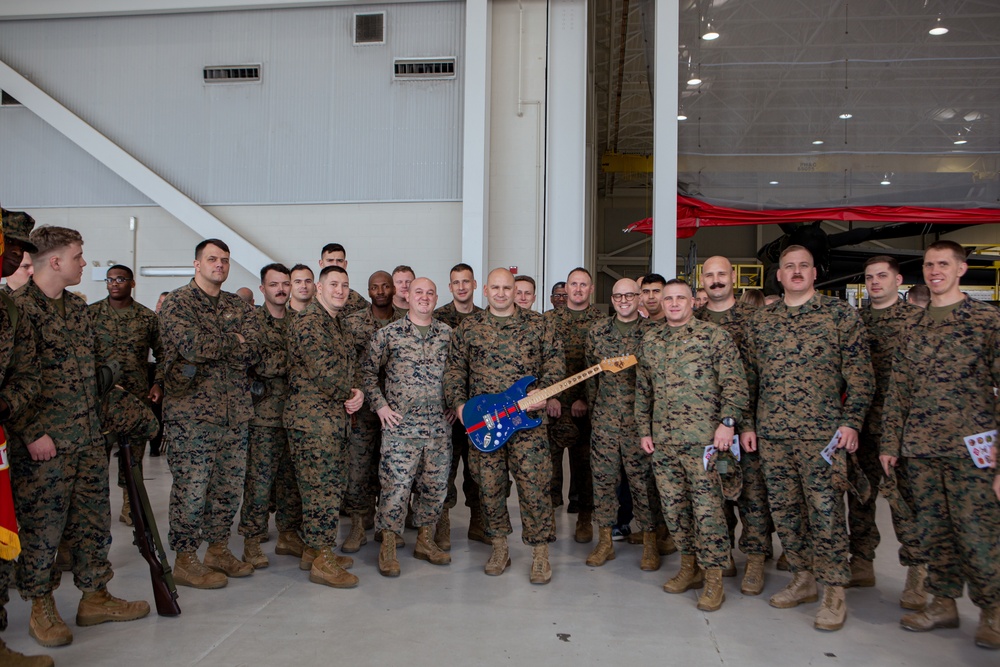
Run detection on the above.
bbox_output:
[114,432,181,616]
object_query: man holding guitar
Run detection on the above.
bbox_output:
[444,268,564,584]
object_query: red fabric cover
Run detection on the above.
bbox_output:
[626,195,1000,238]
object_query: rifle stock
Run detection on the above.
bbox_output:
[118,435,181,617]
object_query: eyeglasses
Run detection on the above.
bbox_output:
[611,292,639,302]
[551,293,568,300]
[105,277,130,284]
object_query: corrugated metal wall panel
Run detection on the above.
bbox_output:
[0,2,464,208]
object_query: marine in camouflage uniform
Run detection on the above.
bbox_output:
[89,271,164,508]
[237,298,302,563]
[444,269,564,581]
[853,260,925,598]
[434,298,483,526]
[283,268,363,589]
[160,247,259,583]
[365,283,453,573]
[880,241,1000,648]
[744,245,872,630]
[636,281,749,611]
[9,279,114,599]
[341,274,403,551]
[544,283,604,540]
[0,255,41,637]
[694,298,773,556]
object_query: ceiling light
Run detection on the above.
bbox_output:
[677,113,688,121]
[687,76,702,86]
[839,113,853,120]
[880,179,891,186]
[812,139,824,145]
[769,181,779,185]
[929,17,948,36]
[954,138,967,145]
[702,22,719,40]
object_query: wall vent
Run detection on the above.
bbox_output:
[355,12,385,45]
[1,91,21,106]
[203,65,261,83]
[394,58,456,80]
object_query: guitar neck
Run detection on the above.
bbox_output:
[515,363,605,411]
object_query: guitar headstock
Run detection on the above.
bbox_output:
[600,355,638,373]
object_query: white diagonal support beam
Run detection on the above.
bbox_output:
[0,56,273,274]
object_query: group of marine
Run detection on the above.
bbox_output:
[0,209,997,667]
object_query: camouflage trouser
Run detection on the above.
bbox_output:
[238,425,302,538]
[445,419,481,511]
[906,456,1000,608]
[651,445,729,569]
[548,412,593,511]
[591,416,661,531]
[726,450,773,556]
[0,557,9,630]
[470,428,556,546]
[847,433,883,561]
[376,434,451,534]
[287,429,348,549]
[165,419,248,553]
[759,438,850,586]
[9,438,113,598]
[343,408,380,517]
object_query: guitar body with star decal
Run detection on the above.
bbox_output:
[463,355,637,452]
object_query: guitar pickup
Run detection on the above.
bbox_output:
[483,413,495,429]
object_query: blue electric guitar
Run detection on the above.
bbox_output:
[463,355,637,452]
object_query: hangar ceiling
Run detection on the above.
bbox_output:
[594,0,1000,210]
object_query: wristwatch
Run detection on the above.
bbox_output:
[721,417,736,428]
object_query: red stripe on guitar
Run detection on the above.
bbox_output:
[465,406,518,435]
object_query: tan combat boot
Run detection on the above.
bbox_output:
[639,531,661,572]
[586,526,616,567]
[484,536,511,576]
[741,554,766,596]
[901,596,960,632]
[847,557,875,588]
[309,546,359,588]
[28,595,72,648]
[722,551,737,577]
[341,515,367,553]
[575,511,593,544]
[697,569,726,612]
[975,606,1000,650]
[656,526,677,555]
[119,489,132,526]
[378,531,401,577]
[776,552,789,571]
[415,526,451,565]
[242,537,269,570]
[275,530,306,558]
[434,510,451,552]
[205,542,254,578]
[300,546,354,571]
[0,636,54,667]
[662,555,704,594]
[374,529,405,547]
[468,506,488,544]
[530,544,552,585]
[76,589,150,626]
[814,585,847,631]
[173,551,227,589]
[769,571,818,608]
[900,564,928,610]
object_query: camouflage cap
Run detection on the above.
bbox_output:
[711,450,743,502]
[0,210,38,253]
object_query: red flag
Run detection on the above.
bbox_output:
[0,425,19,560]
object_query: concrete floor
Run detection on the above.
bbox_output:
[2,454,995,666]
